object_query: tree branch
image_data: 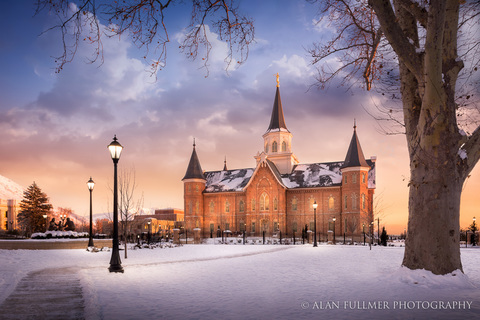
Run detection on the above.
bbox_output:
[463,125,480,177]
[396,0,427,29]
[368,0,423,83]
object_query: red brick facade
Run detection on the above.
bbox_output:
[183,84,375,239]
[184,162,374,239]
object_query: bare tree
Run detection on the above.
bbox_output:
[118,167,144,259]
[34,0,254,76]
[309,0,480,274]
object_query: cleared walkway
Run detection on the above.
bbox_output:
[0,267,84,320]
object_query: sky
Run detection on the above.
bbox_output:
[0,0,479,234]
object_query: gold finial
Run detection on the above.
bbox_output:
[276,73,280,87]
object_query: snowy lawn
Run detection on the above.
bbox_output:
[0,244,479,319]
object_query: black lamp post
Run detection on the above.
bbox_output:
[363,223,366,246]
[313,201,318,247]
[43,214,48,232]
[108,135,124,273]
[87,177,95,247]
[473,216,477,247]
[333,217,336,244]
[147,221,151,245]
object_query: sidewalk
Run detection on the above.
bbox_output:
[0,239,112,250]
[0,267,85,320]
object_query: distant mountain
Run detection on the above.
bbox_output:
[0,175,25,200]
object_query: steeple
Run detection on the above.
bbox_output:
[223,156,228,171]
[266,73,289,133]
[182,139,205,180]
[342,121,369,168]
[255,74,298,174]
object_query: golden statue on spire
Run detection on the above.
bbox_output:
[276,73,280,87]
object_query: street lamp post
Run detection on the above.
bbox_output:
[313,201,318,247]
[147,221,151,244]
[333,217,336,244]
[363,223,366,246]
[108,135,124,273]
[43,214,48,232]
[243,222,246,245]
[87,177,95,247]
[473,217,477,247]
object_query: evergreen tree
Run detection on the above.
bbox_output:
[17,182,53,236]
[380,227,388,247]
[470,219,478,246]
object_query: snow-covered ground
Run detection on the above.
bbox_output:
[0,243,479,319]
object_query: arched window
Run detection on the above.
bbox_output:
[251,199,256,211]
[352,173,357,184]
[352,194,358,210]
[260,193,269,211]
[273,197,278,211]
[328,196,334,210]
[362,194,366,210]
[195,201,199,214]
[344,174,348,184]
[225,200,230,213]
[362,172,366,184]
[272,141,278,152]
[239,200,245,212]
[209,201,215,214]
[292,198,298,211]
[281,141,287,152]
[344,195,348,210]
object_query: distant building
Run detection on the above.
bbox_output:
[182,77,376,239]
[0,175,24,232]
[133,208,184,237]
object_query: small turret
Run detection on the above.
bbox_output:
[342,120,369,168]
[182,139,205,181]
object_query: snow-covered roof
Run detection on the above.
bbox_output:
[0,174,24,200]
[204,169,255,192]
[281,162,344,188]
[204,160,376,193]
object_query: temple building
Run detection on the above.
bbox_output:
[182,77,376,240]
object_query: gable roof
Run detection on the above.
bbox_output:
[182,144,205,180]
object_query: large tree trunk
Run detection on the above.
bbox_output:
[370,0,470,274]
[403,148,464,274]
